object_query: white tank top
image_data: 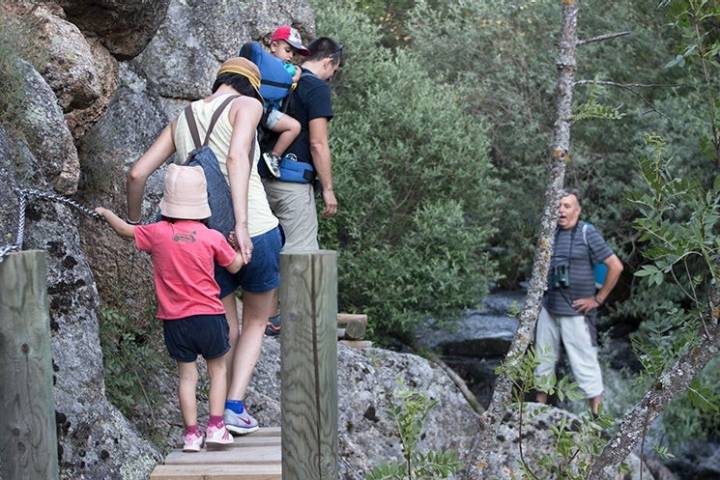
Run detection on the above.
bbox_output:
[173,94,278,237]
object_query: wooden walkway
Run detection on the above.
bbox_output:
[150,427,281,480]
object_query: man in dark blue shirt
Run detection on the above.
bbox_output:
[261,37,343,336]
[262,37,342,253]
[534,189,624,415]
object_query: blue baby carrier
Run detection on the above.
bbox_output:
[239,42,294,110]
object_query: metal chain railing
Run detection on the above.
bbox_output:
[0,186,101,264]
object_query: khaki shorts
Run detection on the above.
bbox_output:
[534,306,604,398]
[262,179,319,252]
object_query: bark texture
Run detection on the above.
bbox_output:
[465,1,578,477]
[587,300,720,480]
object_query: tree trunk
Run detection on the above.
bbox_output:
[587,297,720,480]
[465,1,579,477]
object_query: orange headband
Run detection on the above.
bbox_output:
[217,57,262,95]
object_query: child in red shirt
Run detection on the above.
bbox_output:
[96,164,245,452]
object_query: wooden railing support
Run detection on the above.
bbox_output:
[0,250,59,480]
[280,250,338,480]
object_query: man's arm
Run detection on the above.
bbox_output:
[309,117,337,218]
[573,254,624,313]
[595,254,623,304]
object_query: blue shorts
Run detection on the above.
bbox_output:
[163,314,230,363]
[215,226,283,297]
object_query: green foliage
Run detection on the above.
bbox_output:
[99,307,169,441]
[496,348,612,479]
[367,385,460,480]
[312,0,498,339]
[409,0,681,286]
[626,134,720,446]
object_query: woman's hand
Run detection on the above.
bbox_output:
[233,224,253,265]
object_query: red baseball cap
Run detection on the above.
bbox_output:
[271,25,310,56]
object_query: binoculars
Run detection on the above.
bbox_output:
[550,264,570,289]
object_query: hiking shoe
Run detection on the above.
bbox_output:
[182,431,204,452]
[265,314,281,337]
[224,407,259,435]
[206,423,234,446]
[262,152,281,178]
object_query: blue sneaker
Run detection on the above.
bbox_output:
[265,314,281,337]
[224,407,259,435]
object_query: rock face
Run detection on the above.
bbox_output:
[58,0,172,60]
[0,125,160,480]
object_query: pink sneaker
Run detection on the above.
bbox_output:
[206,423,234,446]
[182,431,204,452]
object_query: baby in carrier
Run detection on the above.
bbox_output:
[239,25,310,177]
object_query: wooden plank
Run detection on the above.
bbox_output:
[339,340,373,349]
[165,445,281,465]
[337,313,367,323]
[248,427,281,437]
[336,313,367,340]
[150,463,281,480]
[0,251,59,480]
[280,251,338,480]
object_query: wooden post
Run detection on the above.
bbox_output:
[0,250,59,480]
[280,250,338,480]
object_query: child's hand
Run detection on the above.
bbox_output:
[95,207,108,220]
[291,66,301,83]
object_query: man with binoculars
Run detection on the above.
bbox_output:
[534,189,624,416]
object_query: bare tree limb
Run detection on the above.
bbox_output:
[464,1,578,477]
[577,31,631,46]
[587,302,720,480]
[575,79,671,120]
[575,80,680,88]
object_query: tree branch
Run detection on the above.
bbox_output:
[465,2,579,477]
[574,80,672,120]
[587,304,720,480]
[575,80,679,88]
[577,31,631,46]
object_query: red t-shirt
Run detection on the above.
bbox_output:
[134,220,237,320]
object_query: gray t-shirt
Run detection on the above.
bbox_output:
[544,221,614,316]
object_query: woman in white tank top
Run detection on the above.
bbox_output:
[126,57,281,434]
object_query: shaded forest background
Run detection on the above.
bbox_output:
[312,0,720,461]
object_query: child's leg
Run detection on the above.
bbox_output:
[205,356,228,418]
[177,361,199,429]
[269,113,301,157]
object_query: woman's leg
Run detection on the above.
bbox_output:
[177,361,199,428]
[222,293,240,386]
[227,289,276,400]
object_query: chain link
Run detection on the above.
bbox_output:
[0,186,101,264]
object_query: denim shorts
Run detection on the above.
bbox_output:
[264,109,284,130]
[215,226,283,297]
[163,314,230,363]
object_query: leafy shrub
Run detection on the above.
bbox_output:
[99,307,169,443]
[312,0,499,339]
[367,385,460,480]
